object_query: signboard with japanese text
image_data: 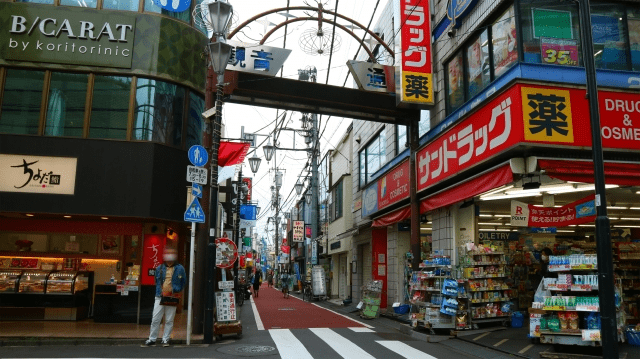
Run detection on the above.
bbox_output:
[215,291,236,322]
[396,0,434,107]
[2,3,135,69]
[540,38,579,66]
[141,234,165,285]
[522,87,575,143]
[293,220,304,242]
[0,154,77,195]
[186,165,207,185]
[511,195,596,228]
[239,205,257,220]
[446,0,480,29]
[242,178,252,201]
[226,40,291,77]
[347,60,395,93]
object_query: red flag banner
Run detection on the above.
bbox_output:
[218,142,250,167]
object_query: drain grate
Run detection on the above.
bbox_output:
[236,345,276,354]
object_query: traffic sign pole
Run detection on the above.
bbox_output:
[186,221,195,345]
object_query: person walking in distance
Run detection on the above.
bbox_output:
[253,265,263,298]
[281,269,290,298]
[143,248,186,347]
[267,269,273,288]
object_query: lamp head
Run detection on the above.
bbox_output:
[248,151,261,174]
[208,41,233,75]
[207,1,233,36]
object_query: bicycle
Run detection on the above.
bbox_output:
[302,280,313,302]
[235,282,245,306]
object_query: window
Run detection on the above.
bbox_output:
[133,78,185,147]
[186,92,204,148]
[359,128,386,187]
[0,69,44,135]
[466,30,490,98]
[396,125,407,153]
[144,0,190,23]
[90,75,131,140]
[521,1,581,66]
[102,0,139,11]
[331,180,343,222]
[591,4,628,70]
[60,0,98,8]
[419,110,430,137]
[446,52,464,113]
[16,0,54,4]
[45,72,88,138]
[629,8,640,71]
[492,6,518,77]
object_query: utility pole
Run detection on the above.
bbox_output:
[577,0,617,357]
[233,167,243,288]
[310,112,319,274]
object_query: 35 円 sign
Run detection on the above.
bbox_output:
[396,0,434,107]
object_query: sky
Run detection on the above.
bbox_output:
[216,0,384,248]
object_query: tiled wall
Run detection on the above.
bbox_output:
[431,207,454,258]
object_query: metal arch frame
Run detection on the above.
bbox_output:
[262,17,374,61]
[228,6,393,62]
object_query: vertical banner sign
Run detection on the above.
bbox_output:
[242,178,252,201]
[397,0,434,107]
[293,220,305,242]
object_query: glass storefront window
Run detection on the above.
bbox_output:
[102,0,139,11]
[397,125,406,152]
[359,151,366,188]
[629,8,640,71]
[144,0,190,23]
[591,4,628,70]
[60,0,98,8]
[466,30,490,98]
[16,0,54,4]
[0,69,44,135]
[90,75,132,140]
[134,78,185,147]
[446,52,464,113]
[186,92,204,148]
[45,72,88,138]
[492,6,518,77]
[366,128,386,183]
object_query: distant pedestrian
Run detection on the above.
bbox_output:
[144,248,185,347]
[253,265,263,298]
[267,270,273,288]
[281,270,290,298]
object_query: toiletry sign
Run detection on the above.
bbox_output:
[1,3,136,68]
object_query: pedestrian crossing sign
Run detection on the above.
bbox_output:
[184,197,205,223]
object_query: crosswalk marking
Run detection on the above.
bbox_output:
[250,296,265,330]
[310,327,376,359]
[376,341,438,359]
[349,327,374,333]
[269,329,314,359]
[493,339,509,347]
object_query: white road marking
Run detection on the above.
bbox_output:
[518,344,534,354]
[310,303,374,329]
[269,329,314,359]
[349,327,374,333]
[310,328,376,359]
[473,332,492,341]
[376,341,438,359]
[250,295,264,330]
[493,339,509,347]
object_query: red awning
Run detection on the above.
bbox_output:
[539,159,640,186]
[420,163,514,213]
[218,141,250,167]
[372,164,514,227]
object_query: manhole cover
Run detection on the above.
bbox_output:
[236,345,276,354]
[278,308,295,311]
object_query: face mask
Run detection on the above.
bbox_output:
[163,254,177,262]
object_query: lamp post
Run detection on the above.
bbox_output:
[204,0,233,345]
[577,0,617,357]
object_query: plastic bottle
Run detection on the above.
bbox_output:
[110,274,115,284]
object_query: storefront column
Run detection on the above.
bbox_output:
[409,119,421,270]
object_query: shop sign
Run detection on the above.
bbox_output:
[0,154,77,195]
[540,38,578,66]
[378,160,410,211]
[330,241,341,250]
[416,86,521,192]
[446,0,480,29]
[215,291,236,322]
[311,241,318,265]
[2,3,136,68]
[478,231,519,241]
[141,234,165,285]
[151,0,190,13]
[280,245,290,254]
[510,195,596,228]
[353,198,362,212]
[396,0,434,107]
[362,182,379,217]
[293,220,304,242]
[346,60,395,93]
[226,40,291,77]
[305,225,312,239]
[239,205,257,220]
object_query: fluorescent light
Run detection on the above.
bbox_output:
[609,217,619,220]
[494,214,511,218]
[479,214,493,217]
[620,218,640,221]
[25,214,34,217]
[608,206,627,210]
[619,225,640,228]
[64,215,72,218]
[480,192,541,201]
[481,185,514,197]
[101,217,109,220]
[420,227,432,231]
[547,184,617,195]
[630,207,640,210]
[478,222,501,225]
[557,230,575,233]
[479,229,512,232]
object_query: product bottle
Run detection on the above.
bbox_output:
[110,274,115,284]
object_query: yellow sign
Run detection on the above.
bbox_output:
[400,71,434,104]
[521,87,574,143]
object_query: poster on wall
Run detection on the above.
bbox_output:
[447,53,464,110]
[293,220,304,242]
[511,195,596,227]
[100,235,121,255]
[215,291,237,322]
[493,7,518,76]
[591,14,621,44]
[540,38,579,66]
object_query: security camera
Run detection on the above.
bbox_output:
[447,29,456,38]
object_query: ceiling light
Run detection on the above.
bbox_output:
[479,214,493,217]
[479,229,512,232]
[609,217,619,220]
[101,217,109,220]
[64,215,72,218]
[481,185,514,197]
[420,227,432,231]
[608,206,627,210]
[620,225,640,228]
[620,218,640,221]
[556,230,575,233]
[480,192,541,201]
[494,214,511,218]
[630,207,640,210]
[478,222,503,226]
[25,214,34,217]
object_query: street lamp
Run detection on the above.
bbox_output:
[256,205,261,216]
[263,137,275,162]
[207,1,233,36]
[248,151,262,174]
[305,191,312,204]
[294,179,304,195]
[275,171,283,190]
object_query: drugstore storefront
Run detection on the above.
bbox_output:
[0,1,208,329]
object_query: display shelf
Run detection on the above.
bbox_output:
[470,297,512,304]
[465,274,506,279]
[469,252,504,256]
[546,284,598,292]
[469,286,510,292]
[463,261,507,267]
[471,316,509,320]
[539,330,582,336]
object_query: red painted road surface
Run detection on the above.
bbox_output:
[251,283,366,330]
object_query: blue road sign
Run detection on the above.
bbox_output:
[184,197,205,223]
[191,183,203,198]
[188,145,208,167]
